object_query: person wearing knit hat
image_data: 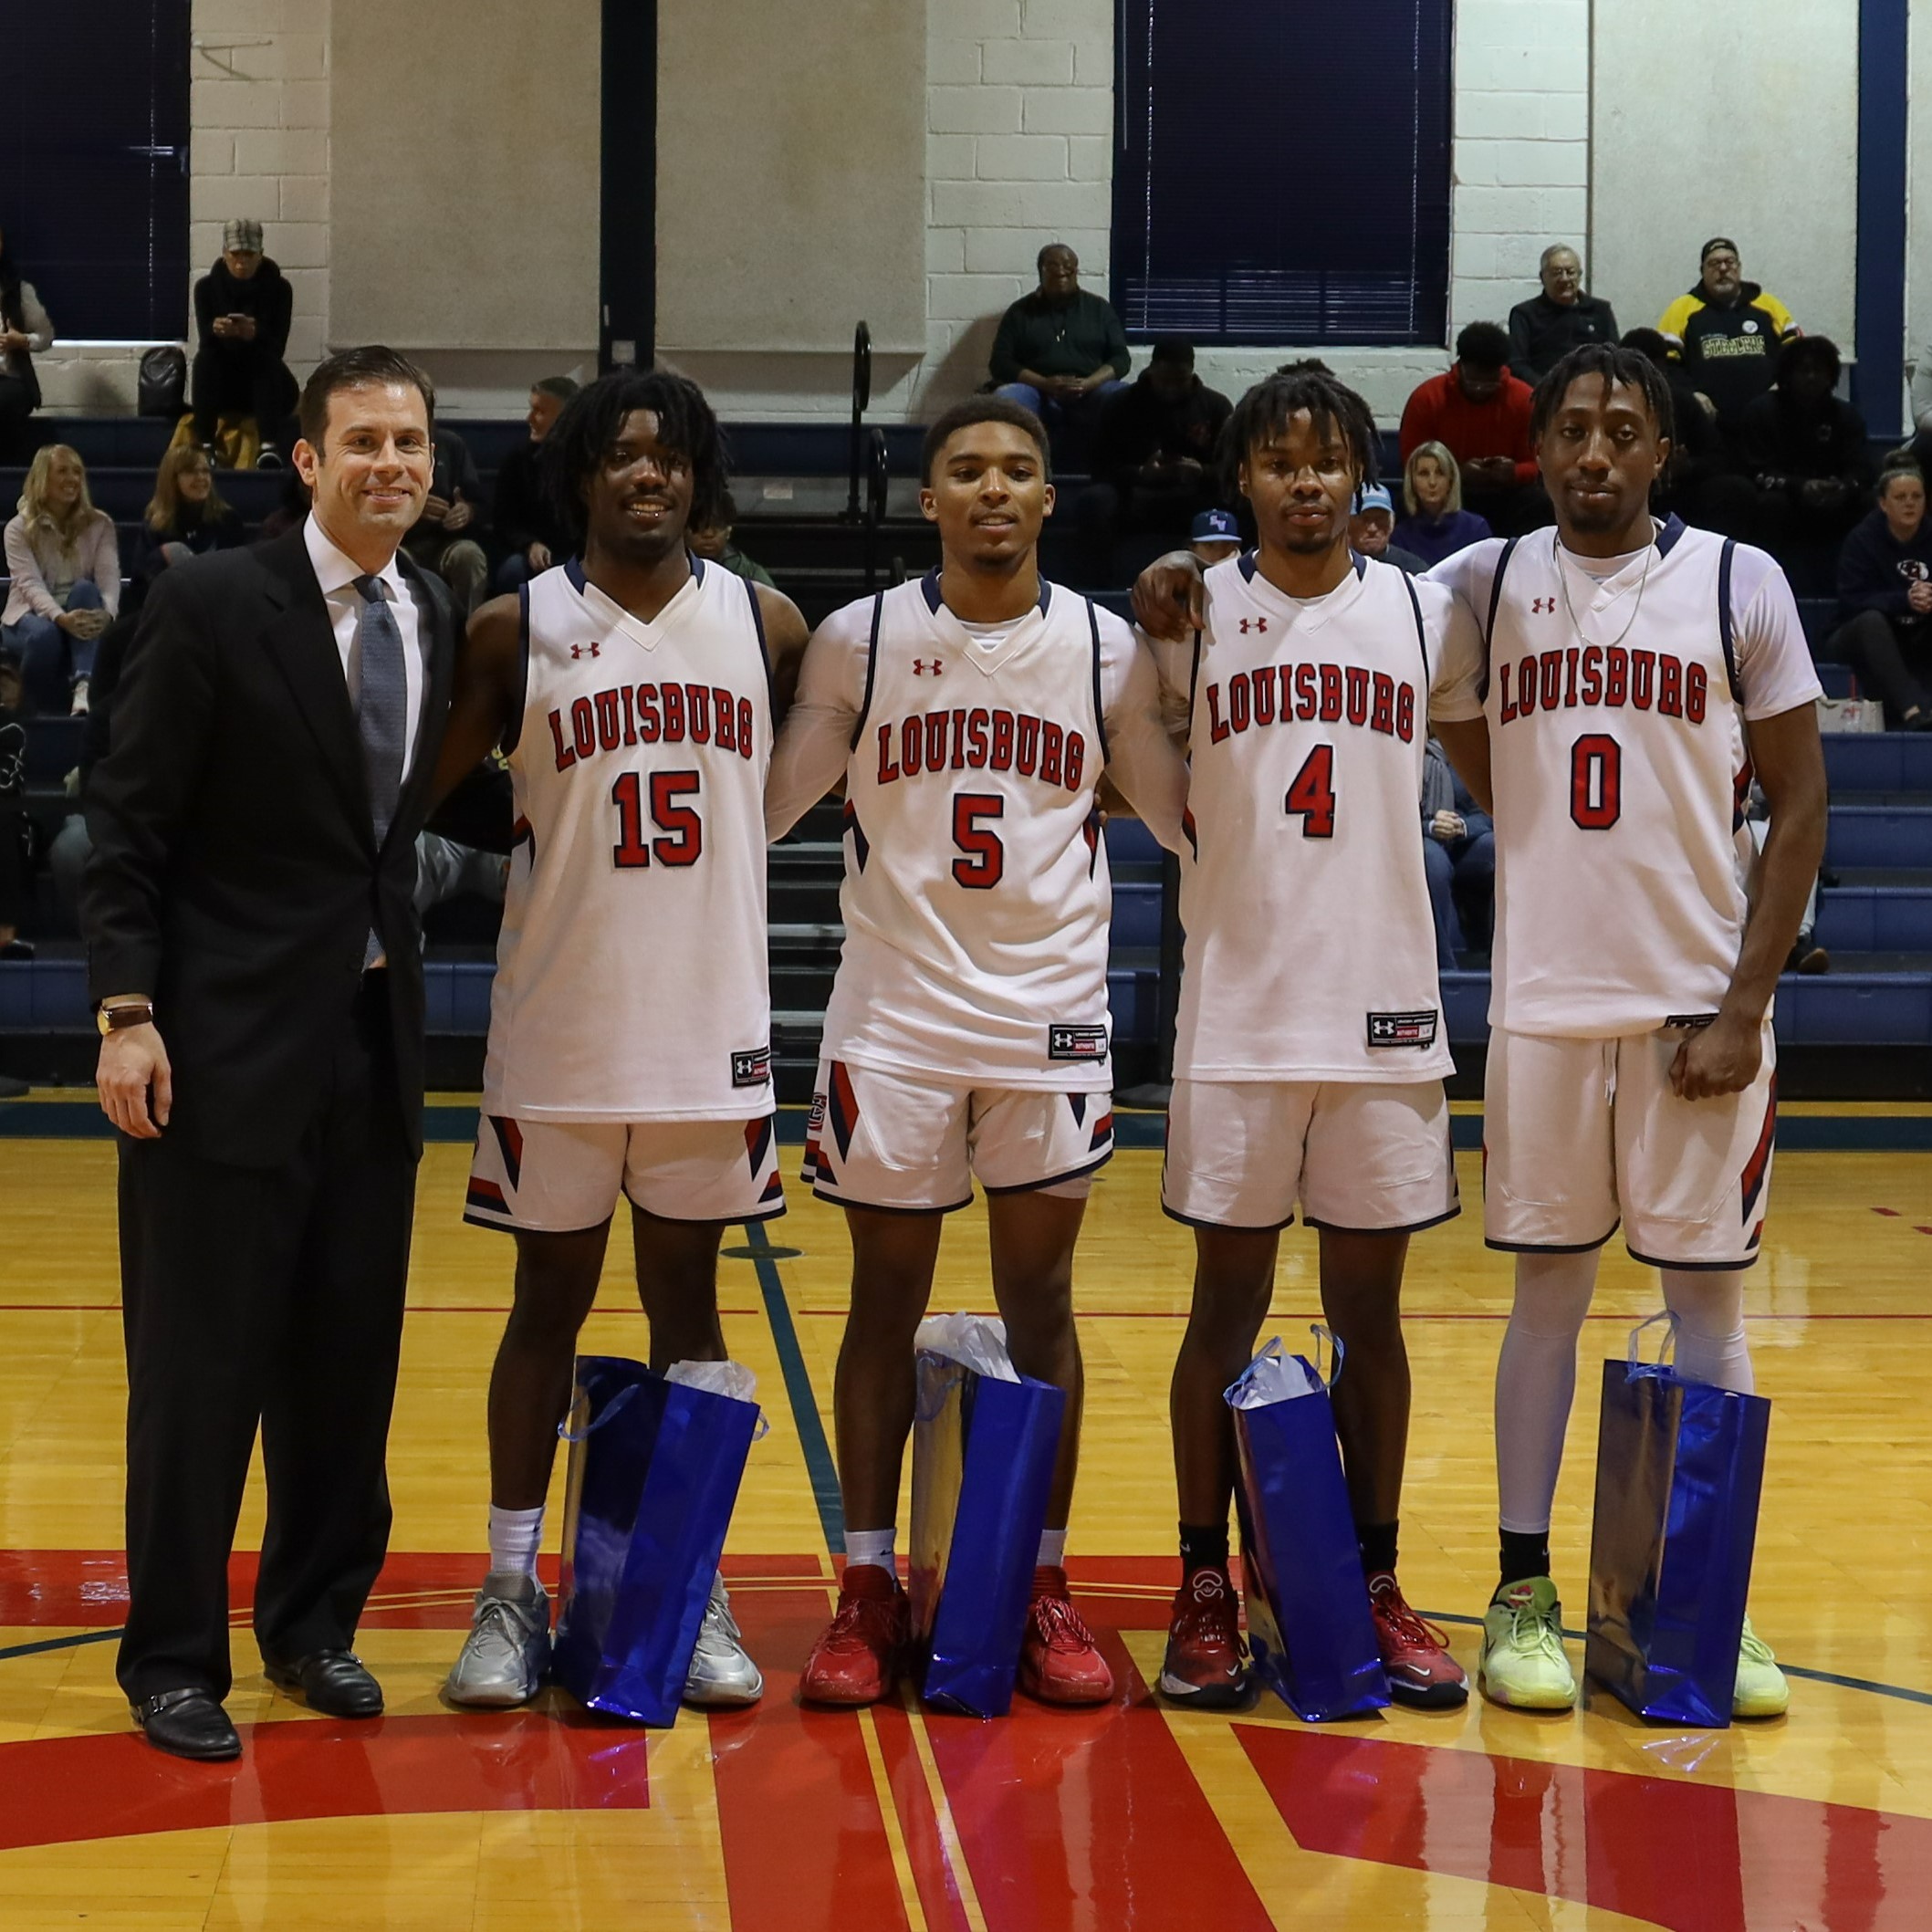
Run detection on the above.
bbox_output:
[190,220,298,468]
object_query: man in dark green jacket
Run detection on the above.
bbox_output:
[990,244,1131,454]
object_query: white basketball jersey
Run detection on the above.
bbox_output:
[822,574,1115,1089]
[1475,521,1781,1036]
[1172,553,1455,1082]
[483,559,775,1121]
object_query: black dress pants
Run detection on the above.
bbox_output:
[1832,610,1932,725]
[115,976,417,1704]
[190,344,298,450]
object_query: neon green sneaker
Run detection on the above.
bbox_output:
[1732,1618,1790,1718]
[1479,1577,1578,1710]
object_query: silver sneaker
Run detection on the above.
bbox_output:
[683,1572,764,1707]
[444,1573,550,1708]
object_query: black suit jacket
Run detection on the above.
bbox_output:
[83,526,456,1168]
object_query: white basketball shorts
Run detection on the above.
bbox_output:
[465,1112,786,1233]
[1161,1077,1459,1235]
[801,1058,1113,1214]
[1482,1023,1777,1269]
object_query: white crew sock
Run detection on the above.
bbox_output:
[1037,1527,1068,1569]
[1661,1268,1755,1394]
[1494,1249,1601,1534]
[844,1527,896,1573]
[486,1504,545,1582]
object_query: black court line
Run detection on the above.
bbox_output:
[0,1626,122,1664]
[741,1217,843,1553]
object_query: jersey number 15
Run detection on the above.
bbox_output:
[612,770,703,868]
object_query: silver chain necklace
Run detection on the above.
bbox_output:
[1553,523,1656,653]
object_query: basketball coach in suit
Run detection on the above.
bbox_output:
[84,345,471,1762]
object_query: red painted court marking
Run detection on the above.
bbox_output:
[871,1699,980,1932]
[923,1639,1275,1932]
[0,1710,649,1854]
[1874,1207,1901,1217]
[1236,1726,1932,1932]
[709,1581,914,1932]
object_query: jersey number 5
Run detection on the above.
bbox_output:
[1570,734,1622,830]
[1284,744,1337,838]
[612,770,703,868]
[952,792,1006,888]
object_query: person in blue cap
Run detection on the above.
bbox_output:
[1190,506,1242,565]
[1350,484,1427,575]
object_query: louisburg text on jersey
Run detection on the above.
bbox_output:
[874,706,1089,792]
[1202,661,1417,746]
[548,680,761,771]
[1495,644,1710,728]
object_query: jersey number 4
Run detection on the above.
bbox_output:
[1570,734,1623,830]
[611,770,703,868]
[1284,744,1337,838]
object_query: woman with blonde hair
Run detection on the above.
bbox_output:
[1392,438,1492,568]
[2,444,120,714]
[137,444,243,581]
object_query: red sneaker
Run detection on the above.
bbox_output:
[1158,1564,1248,1708]
[799,1564,908,1707]
[1018,1566,1115,1707]
[1367,1572,1468,1709]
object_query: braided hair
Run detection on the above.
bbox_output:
[1530,342,1676,447]
[543,369,729,550]
[1220,366,1380,496]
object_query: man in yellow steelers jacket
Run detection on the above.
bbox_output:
[1658,237,1799,433]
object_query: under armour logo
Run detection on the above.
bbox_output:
[913,658,944,676]
[1530,598,1556,615]
[1238,616,1269,634]
[569,641,601,659]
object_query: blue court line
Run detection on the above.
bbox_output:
[742,1217,843,1554]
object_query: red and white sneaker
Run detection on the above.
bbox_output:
[1367,1572,1468,1708]
[1157,1564,1248,1709]
[799,1563,909,1707]
[1018,1566,1115,1706]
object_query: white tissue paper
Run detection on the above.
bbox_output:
[1226,1340,1324,1410]
[664,1359,768,1438]
[913,1313,1021,1383]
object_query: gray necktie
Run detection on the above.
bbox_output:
[353,574,408,966]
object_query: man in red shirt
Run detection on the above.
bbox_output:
[1399,322,1540,532]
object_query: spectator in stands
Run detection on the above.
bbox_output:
[688,489,776,587]
[1618,326,1756,537]
[134,446,245,582]
[191,220,298,469]
[1508,245,1619,387]
[1350,482,1426,574]
[1739,335,1870,570]
[1392,441,1491,567]
[1421,736,1494,967]
[2,445,119,715]
[989,243,1130,453]
[402,425,489,618]
[1190,506,1241,565]
[0,657,27,956]
[1084,339,1230,539]
[259,468,312,542]
[490,375,580,592]
[1831,465,1932,730]
[0,225,53,463]
[1656,237,1798,433]
[1399,322,1538,532]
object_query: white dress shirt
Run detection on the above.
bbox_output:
[303,513,432,968]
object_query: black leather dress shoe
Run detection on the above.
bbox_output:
[265,1648,384,1718]
[132,1688,242,1761]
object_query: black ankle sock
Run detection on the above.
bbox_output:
[1356,1519,1399,1578]
[1178,1521,1230,1576]
[1498,1528,1551,1590]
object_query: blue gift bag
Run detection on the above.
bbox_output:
[552,1354,761,1725]
[1227,1333,1390,1722]
[909,1316,1067,1718]
[1586,1316,1771,1728]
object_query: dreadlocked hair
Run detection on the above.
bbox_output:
[1530,342,1675,447]
[542,369,729,550]
[1218,367,1380,498]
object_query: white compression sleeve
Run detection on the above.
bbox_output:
[1660,1268,1754,1394]
[1494,1249,1602,1535]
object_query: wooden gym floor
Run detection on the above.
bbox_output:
[3,1097,1932,1929]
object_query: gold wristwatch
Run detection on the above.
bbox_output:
[97,1000,156,1035]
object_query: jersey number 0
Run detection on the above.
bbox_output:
[611,770,703,867]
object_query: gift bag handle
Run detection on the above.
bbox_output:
[1626,1310,1679,1369]
[557,1381,641,1443]
[1309,1322,1345,1390]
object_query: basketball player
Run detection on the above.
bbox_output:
[429,371,809,1711]
[1426,342,1825,1717]
[1130,369,1475,1710]
[766,396,1187,1707]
